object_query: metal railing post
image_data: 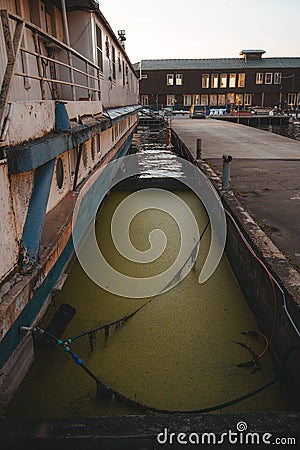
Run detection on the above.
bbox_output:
[33,32,46,100]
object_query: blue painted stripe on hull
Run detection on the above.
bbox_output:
[7,108,140,174]
[0,131,135,369]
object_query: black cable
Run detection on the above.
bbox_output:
[35,327,300,415]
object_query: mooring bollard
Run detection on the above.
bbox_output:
[196,138,202,159]
[222,154,233,190]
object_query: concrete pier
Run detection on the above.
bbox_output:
[172,117,300,269]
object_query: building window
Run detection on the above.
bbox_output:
[202,74,209,89]
[218,94,226,106]
[183,95,192,106]
[210,94,217,106]
[274,73,282,84]
[56,157,64,189]
[235,94,243,105]
[265,73,273,84]
[256,73,263,84]
[141,95,149,106]
[111,45,116,80]
[238,73,245,88]
[167,94,175,106]
[176,74,183,85]
[244,93,252,106]
[201,94,208,106]
[229,74,236,88]
[227,93,235,104]
[193,94,201,105]
[288,93,296,106]
[220,74,227,88]
[167,74,174,85]
[96,26,103,72]
[211,74,218,88]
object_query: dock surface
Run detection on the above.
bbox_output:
[172,117,300,270]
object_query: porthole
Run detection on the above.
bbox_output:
[56,157,64,189]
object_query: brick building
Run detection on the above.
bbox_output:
[135,50,300,111]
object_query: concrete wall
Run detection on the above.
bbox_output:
[172,129,300,407]
[223,197,300,407]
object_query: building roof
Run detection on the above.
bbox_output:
[134,58,300,71]
[240,49,266,55]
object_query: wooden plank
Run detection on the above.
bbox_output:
[0,16,24,131]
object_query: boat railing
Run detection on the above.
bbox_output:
[0,9,102,132]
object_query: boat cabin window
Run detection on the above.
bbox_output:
[96,26,103,72]
[112,46,116,80]
[122,60,125,85]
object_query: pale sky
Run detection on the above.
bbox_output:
[99,0,300,64]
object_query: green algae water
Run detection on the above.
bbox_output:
[7,129,289,418]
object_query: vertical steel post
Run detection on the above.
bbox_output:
[222,154,232,190]
[196,138,202,159]
[60,0,76,101]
